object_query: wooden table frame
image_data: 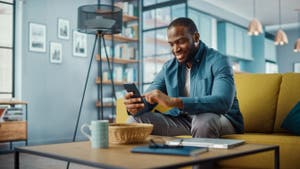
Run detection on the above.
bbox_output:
[14,139,279,169]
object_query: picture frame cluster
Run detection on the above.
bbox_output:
[29,17,87,64]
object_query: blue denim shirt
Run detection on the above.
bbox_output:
[141,41,244,133]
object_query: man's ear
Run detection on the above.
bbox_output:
[193,32,200,46]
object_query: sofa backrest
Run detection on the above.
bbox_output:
[234,73,282,133]
[274,73,300,132]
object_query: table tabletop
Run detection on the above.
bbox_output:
[15,136,279,169]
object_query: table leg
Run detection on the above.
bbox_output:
[14,151,20,169]
[25,104,28,146]
[274,147,280,169]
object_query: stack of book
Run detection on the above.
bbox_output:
[2,107,24,121]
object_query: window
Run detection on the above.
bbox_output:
[142,0,187,91]
[0,1,14,98]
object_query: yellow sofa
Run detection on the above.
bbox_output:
[116,73,300,169]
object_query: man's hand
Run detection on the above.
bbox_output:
[144,90,183,109]
[123,92,145,115]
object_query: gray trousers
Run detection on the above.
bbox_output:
[127,112,236,138]
[128,112,235,169]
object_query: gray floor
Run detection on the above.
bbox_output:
[0,152,98,169]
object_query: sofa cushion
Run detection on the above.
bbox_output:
[234,73,281,133]
[220,133,300,169]
[274,73,300,132]
[281,101,300,135]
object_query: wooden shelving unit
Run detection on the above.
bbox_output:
[95,54,139,64]
[104,34,138,43]
[123,14,138,22]
[95,101,115,108]
[0,99,28,151]
[96,0,139,120]
[95,77,136,85]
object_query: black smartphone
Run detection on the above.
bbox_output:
[123,83,142,98]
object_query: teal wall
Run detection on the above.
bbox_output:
[276,28,300,73]
[240,34,266,73]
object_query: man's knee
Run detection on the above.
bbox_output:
[191,113,221,138]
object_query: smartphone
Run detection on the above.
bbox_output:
[123,83,142,98]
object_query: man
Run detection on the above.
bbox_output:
[124,17,244,138]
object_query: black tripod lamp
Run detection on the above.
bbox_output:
[67,3,123,169]
[72,2,122,143]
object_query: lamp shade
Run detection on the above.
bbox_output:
[248,18,263,36]
[77,4,122,35]
[294,38,300,52]
[274,29,288,45]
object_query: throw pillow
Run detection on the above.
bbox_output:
[281,101,300,135]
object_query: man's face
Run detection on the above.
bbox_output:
[167,26,197,64]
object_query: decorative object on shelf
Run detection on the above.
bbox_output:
[49,42,62,64]
[29,22,46,52]
[294,62,300,73]
[294,9,300,52]
[274,0,288,45]
[57,18,70,40]
[73,31,87,57]
[248,0,263,36]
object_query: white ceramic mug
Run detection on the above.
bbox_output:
[80,120,109,148]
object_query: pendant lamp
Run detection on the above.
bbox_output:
[248,0,263,36]
[294,9,300,52]
[274,0,288,45]
[294,39,300,52]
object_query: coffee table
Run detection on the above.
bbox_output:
[14,136,279,169]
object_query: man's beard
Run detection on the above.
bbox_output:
[184,45,198,63]
[172,44,198,65]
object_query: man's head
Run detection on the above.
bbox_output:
[167,17,200,65]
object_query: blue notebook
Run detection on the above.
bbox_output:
[131,146,208,156]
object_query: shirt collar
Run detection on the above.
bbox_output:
[193,40,206,64]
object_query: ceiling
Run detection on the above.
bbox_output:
[188,0,300,31]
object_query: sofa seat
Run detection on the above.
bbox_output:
[219,133,300,169]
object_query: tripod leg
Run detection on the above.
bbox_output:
[66,34,98,169]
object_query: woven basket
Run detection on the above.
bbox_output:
[109,123,153,144]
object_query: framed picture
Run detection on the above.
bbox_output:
[58,18,70,40]
[29,23,46,52]
[294,62,300,73]
[73,31,87,57]
[50,42,62,64]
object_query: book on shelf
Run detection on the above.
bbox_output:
[131,145,208,156]
[2,107,24,121]
[166,138,245,149]
[0,106,8,122]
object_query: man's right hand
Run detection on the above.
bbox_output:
[123,92,145,115]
